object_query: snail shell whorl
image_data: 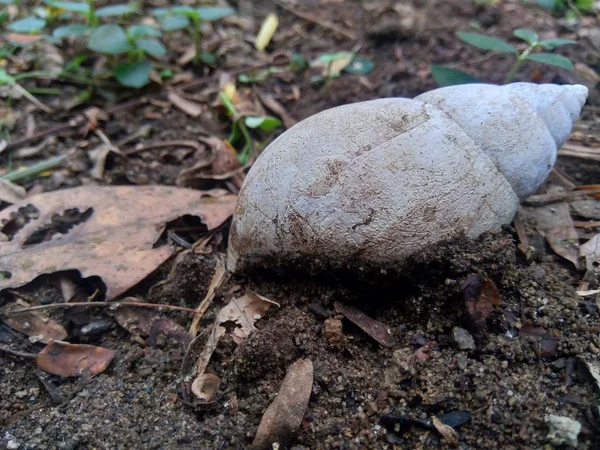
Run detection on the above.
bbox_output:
[227,83,587,273]
[416,83,587,200]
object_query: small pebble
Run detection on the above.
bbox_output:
[450,327,476,351]
[545,414,581,447]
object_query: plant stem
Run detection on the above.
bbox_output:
[504,45,533,84]
[237,119,253,163]
[1,154,68,182]
[192,19,202,65]
[10,83,51,113]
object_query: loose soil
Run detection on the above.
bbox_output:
[2,0,600,449]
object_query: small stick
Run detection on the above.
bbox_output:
[0,346,37,359]
[523,189,600,206]
[270,0,357,41]
[124,140,204,156]
[0,300,199,317]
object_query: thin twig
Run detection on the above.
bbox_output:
[523,188,600,206]
[0,346,37,359]
[0,300,200,317]
[270,0,357,41]
[124,140,205,156]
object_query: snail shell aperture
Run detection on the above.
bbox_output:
[227,83,588,273]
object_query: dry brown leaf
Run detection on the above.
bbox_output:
[461,274,501,330]
[432,416,459,447]
[257,92,297,130]
[580,234,600,272]
[251,359,314,450]
[36,341,115,377]
[217,291,279,344]
[6,33,44,44]
[191,373,220,401]
[334,302,394,347]
[195,291,278,377]
[520,201,580,268]
[0,178,26,204]
[1,299,67,344]
[146,318,192,349]
[0,186,237,299]
[114,304,157,337]
[167,90,203,117]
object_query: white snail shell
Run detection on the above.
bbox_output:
[227,83,587,273]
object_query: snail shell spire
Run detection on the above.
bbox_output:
[415,83,588,200]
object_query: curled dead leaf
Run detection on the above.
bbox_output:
[251,359,314,450]
[432,416,459,447]
[461,274,501,330]
[0,186,237,299]
[1,300,67,344]
[36,341,115,377]
[334,302,394,347]
[191,373,220,402]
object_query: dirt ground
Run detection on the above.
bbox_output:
[2,0,600,449]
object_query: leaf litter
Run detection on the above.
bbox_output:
[0,185,236,299]
[0,299,67,344]
[36,341,115,378]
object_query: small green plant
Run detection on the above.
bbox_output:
[0,69,51,112]
[431,29,576,86]
[529,0,592,16]
[310,51,373,91]
[152,6,234,65]
[219,92,281,164]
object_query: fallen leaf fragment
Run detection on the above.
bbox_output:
[257,92,297,129]
[519,322,560,357]
[36,341,115,377]
[1,300,67,344]
[520,202,580,268]
[191,373,220,402]
[195,291,278,377]
[114,303,157,336]
[189,257,228,336]
[146,318,192,349]
[577,356,600,390]
[251,359,314,450]
[461,274,501,330]
[0,186,237,299]
[580,234,600,272]
[217,291,279,344]
[255,13,279,51]
[0,179,26,204]
[167,90,203,117]
[432,416,458,447]
[334,302,394,347]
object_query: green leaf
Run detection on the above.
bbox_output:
[196,6,235,21]
[526,52,574,70]
[44,0,90,13]
[456,31,517,53]
[430,64,479,87]
[513,29,538,45]
[159,14,190,31]
[95,3,136,17]
[199,51,216,65]
[539,38,577,49]
[535,0,558,10]
[244,116,282,131]
[87,24,132,55]
[289,53,306,71]
[318,51,354,63]
[114,61,151,88]
[127,24,161,40]
[172,6,199,20]
[576,0,593,11]
[136,38,166,58]
[53,24,90,39]
[8,17,46,33]
[343,57,374,75]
